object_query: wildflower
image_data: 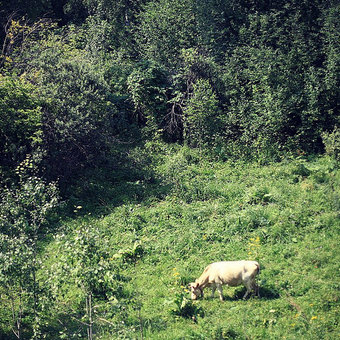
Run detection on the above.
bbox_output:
[173,268,180,281]
[247,235,261,259]
[311,316,317,321]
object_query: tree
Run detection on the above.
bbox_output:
[184,79,220,149]
[136,0,198,68]
[127,60,169,138]
[0,74,43,169]
[5,26,125,181]
[220,1,339,155]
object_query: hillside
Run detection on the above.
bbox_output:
[17,148,338,339]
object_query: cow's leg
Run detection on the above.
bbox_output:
[211,285,216,298]
[243,289,250,299]
[216,284,224,301]
[254,282,260,297]
[243,278,253,299]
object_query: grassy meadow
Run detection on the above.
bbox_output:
[35,146,339,339]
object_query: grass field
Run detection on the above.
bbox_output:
[15,147,340,339]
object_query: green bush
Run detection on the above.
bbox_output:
[127,60,169,138]
[184,79,221,149]
[5,27,133,181]
[50,223,128,339]
[0,157,59,338]
[136,0,198,67]
[0,74,43,169]
[322,126,340,161]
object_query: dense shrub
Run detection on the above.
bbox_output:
[184,79,221,149]
[136,0,198,68]
[5,27,131,181]
[127,60,169,138]
[0,74,43,169]
[322,126,340,161]
[0,158,59,338]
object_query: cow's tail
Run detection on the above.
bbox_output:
[254,262,260,274]
[254,262,261,297]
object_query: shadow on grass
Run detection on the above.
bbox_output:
[230,285,280,300]
[56,152,172,220]
[201,285,281,302]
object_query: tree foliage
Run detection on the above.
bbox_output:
[0,74,43,169]
[184,79,220,149]
[1,0,338,176]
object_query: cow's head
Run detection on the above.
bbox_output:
[189,282,202,300]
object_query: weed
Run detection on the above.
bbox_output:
[169,269,204,321]
[247,236,261,261]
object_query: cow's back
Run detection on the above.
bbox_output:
[206,261,245,286]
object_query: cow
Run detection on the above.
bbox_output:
[189,260,260,301]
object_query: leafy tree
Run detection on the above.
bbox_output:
[163,47,224,142]
[220,1,339,155]
[64,0,147,52]
[321,4,340,132]
[136,0,198,68]
[193,0,247,61]
[7,27,125,181]
[0,15,55,69]
[127,60,169,139]
[184,79,220,149]
[0,74,43,169]
[223,45,296,150]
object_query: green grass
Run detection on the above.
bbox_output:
[37,150,340,339]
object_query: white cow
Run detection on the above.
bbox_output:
[189,260,260,301]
